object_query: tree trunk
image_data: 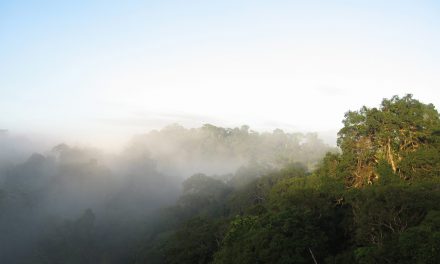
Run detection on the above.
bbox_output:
[387,138,397,173]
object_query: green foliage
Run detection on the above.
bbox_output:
[213,210,328,264]
[128,123,334,172]
[146,95,440,264]
[398,210,440,264]
[376,159,399,185]
[2,95,440,263]
[174,174,232,219]
[220,215,258,247]
[399,146,440,180]
[348,185,437,245]
[337,94,440,187]
[227,162,271,189]
[315,152,342,179]
[163,218,225,264]
[36,209,98,264]
[183,174,231,199]
[214,186,350,264]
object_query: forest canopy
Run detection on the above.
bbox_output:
[1,94,439,264]
[0,123,332,263]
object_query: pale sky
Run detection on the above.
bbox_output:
[1,0,440,150]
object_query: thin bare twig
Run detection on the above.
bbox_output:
[308,247,318,264]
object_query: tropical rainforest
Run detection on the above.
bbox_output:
[1,94,439,264]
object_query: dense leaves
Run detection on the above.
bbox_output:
[337,94,440,187]
[1,95,440,263]
[138,95,440,264]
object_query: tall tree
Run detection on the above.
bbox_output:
[337,94,440,187]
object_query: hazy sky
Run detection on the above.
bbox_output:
[1,0,439,150]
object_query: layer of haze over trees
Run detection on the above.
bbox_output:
[137,95,440,264]
[1,95,440,263]
[0,123,332,263]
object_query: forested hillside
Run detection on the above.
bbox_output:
[2,0,439,263]
[135,95,440,264]
[0,123,331,263]
[1,95,439,263]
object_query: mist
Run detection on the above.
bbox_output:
[2,1,439,262]
[0,123,334,263]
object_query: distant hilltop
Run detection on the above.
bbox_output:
[0,129,8,135]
